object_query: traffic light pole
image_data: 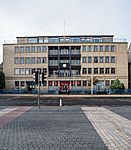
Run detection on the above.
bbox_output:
[38,72,40,108]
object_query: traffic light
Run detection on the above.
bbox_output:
[35,71,38,85]
[42,72,46,84]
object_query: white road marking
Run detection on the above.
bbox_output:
[6,96,20,101]
[82,107,131,150]
[0,108,18,117]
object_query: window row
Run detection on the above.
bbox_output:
[82,68,116,74]
[27,37,105,44]
[14,57,47,64]
[15,81,47,87]
[82,56,116,63]
[82,45,115,52]
[14,68,47,75]
[14,46,47,53]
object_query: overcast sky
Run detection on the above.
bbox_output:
[0,0,131,63]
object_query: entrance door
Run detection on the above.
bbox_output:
[59,81,70,94]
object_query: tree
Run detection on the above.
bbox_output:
[110,79,125,90]
[0,72,5,89]
[110,79,125,94]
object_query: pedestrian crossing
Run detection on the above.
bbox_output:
[82,107,131,150]
[0,106,31,128]
[0,108,18,117]
[0,106,131,149]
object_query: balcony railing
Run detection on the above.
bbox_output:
[71,50,80,54]
[71,61,80,65]
[49,50,58,55]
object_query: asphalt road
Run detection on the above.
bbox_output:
[0,95,131,106]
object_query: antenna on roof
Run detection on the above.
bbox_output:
[64,20,66,39]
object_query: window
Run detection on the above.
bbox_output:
[105,46,109,52]
[25,57,30,64]
[15,81,19,86]
[54,81,58,86]
[37,46,41,53]
[31,57,35,64]
[82,46,86,52]
[111,56,115,63]
[111,68,116,74]
[14,69,20,75]
[82,68,87,74]
[71,81,75,86]
[20,69,25,75]
[88,56,92,63]
[82,57,87,63]
[92,38,102,43]
[94,46,98,52]
[105,80,110,86]
[42,46,47,52]
[25,69,30,75]
[25,47,30,53]
[14,57,19,64]
[105,56,109,63]
[20,57,24,64]
[111,46,115,52]
[100,56,104,63]
[49,38,59,43]
[44,38,48,43]
[42,57,47,63]
[37,57,41,64]
[38,38,43,43]
[15,47,19,53]
[71,37,80,43]
[94,57,98,63]
[83,80,87,86]
[88,46,92,52]
[77,80,81,86]
[100,46,103,52]
[88,68,92,74]
[100,68,104,74]
[20,47,24,53]
[28,38,37,43]
[94,68,98,74]
[105,68,110,74]
[65,38,70,42]
[48,81,52,86]
[21,81,25,86]
[31,46,35,53]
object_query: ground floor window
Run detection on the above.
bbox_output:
[83,80,87,86]
[48,81,53,86]
[77,80,81,86]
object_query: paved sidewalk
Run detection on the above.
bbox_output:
[1,93,131,98]
[0,106,131,150]
[82,107,131,150]
[0,106,107,150]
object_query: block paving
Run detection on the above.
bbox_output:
[0,106,107,150]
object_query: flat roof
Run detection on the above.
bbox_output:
[16,35,114,38]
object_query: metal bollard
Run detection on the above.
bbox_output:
[60,99,62,107]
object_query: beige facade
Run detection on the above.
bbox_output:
[3,35,128,93]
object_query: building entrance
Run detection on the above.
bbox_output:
[59,81,70,94]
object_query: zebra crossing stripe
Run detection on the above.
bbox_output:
[0,107,31,128]
[82,107,131,150]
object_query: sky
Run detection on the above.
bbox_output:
[0,0,131,63]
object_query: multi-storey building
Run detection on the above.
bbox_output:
[3,35,128,93]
